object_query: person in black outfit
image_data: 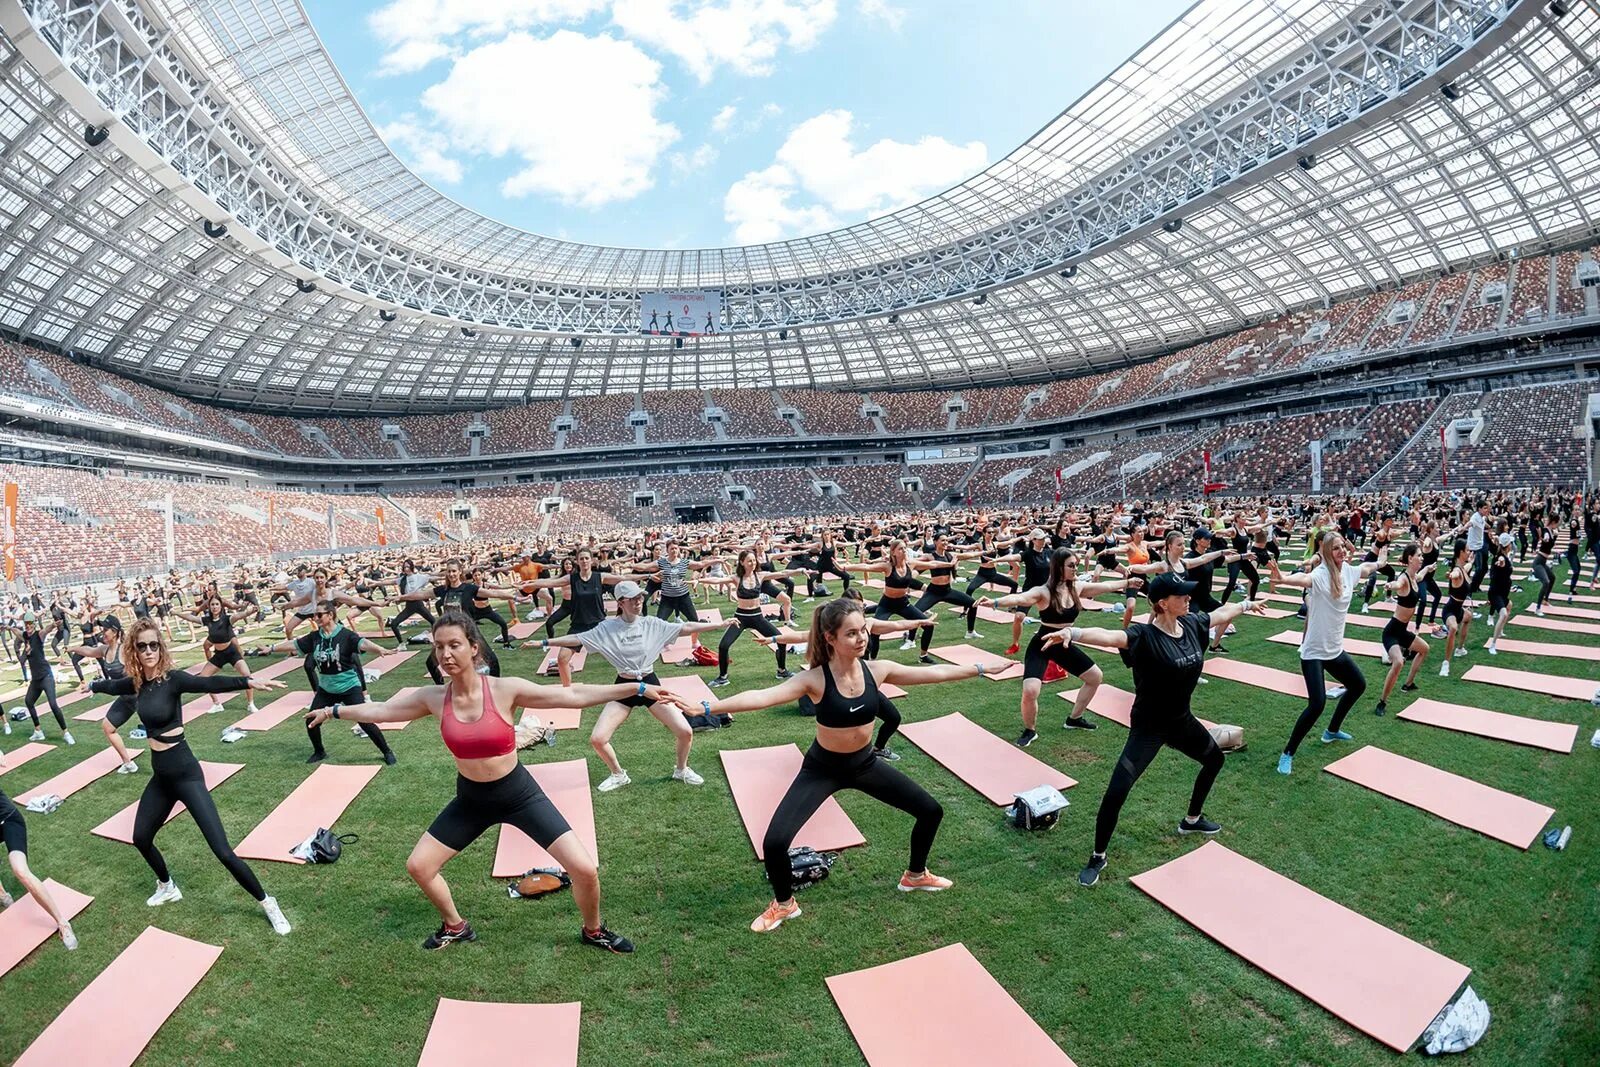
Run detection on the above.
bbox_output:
[426,562,521,683]
[1043,573,1268,887]
[708,551,794,688]
[0,779,78,950]
[84,619,291,934]
[708,597,986,933]
[64,615,140,771]
[6,613,71,743]
[261,606,397,764]
[519,548,638,684]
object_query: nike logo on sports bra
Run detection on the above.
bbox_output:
[848,704,865,714]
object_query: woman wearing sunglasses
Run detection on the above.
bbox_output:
[83,619,292,934]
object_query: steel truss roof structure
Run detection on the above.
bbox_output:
[0,0,1596,410]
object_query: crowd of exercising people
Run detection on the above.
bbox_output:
[0,484,1589,951]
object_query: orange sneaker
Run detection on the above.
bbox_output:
[898,870,953,893]
[750,898,802,933]
[1004,644,1020,655]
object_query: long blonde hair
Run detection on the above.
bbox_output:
[1318,533,1345,601]
[123,618,173,692]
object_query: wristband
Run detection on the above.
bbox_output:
[331,704,341,719]
[701,700,712,715]
[975,662,985,678]
[541,639,549,649]
[637,681,648,698]
[1071,627,1083,642]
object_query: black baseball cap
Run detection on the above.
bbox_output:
[1146,572,1198,603]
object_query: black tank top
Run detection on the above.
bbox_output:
[928,552,955,581]
[570,571,606,627]
[1394,575,1419,609]
[1039,589,1080,627]
[205,611,235,644]
[1449,568,1469,601]
[1421,540,1440,567]
[736,573,762,600]
[885,563,914,590]
[814,661,880,728]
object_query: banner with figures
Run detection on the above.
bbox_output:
[641,290,723,336]
[2,481,17,581]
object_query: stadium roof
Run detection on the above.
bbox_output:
[0,0,1596,410]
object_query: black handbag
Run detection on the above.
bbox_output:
[292,828,357,864]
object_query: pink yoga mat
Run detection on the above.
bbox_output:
[1323,745,1553,849]
[1486,637,1600,662]
[14,926,223,1067]
[91,762,245,843]
[72,698,116,723]
[365,648,419,675]
[250,657,309,682]
[879,680,908,699]
[1131,842,1469,1053]
[928,644,1024,679]
[973,604,1016,625]
[827,943,1077,1067]
[235,764,381,863]
[509,621,541,640]
[1268,630,1387,659]
[899,713,1075,804]
[0,741,54,776]
[417,998,581,1067]
[1057,683,1217,730]
[1463,664,1598,702]
[16,745,144,804]
[1511,613,1600,637]
[539,648,588,674]
[0,879,92,978]
[658,672,716,708]
[491,760,595,877]
[181,691,239,723]
[229,690,313,731]
[1539,603,1600,621]
[1202,657,1314,698]
[720,744,865,859]
[1397,697,1577,753]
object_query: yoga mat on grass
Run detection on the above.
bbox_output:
[229,690,313,731]
[1509,613,1600,637]
[16,746,144,804]
[0,741,53,776]
[657,672,716,709]
[1057,683,1216,729]
[1268,631,1387,659]
[508,621,541,640]
[1397,697,1576,753]
[492,761,595,878]
[539,648,587,674]
[0,879,92,978]
[14,926,223,1067]
[235,764,381,863]
[181,691,239,723]
[417,998,581,1067]
[1322,745,1553,849]
[1462,664,1598,702]
[250,657,310,682]
[1201,658,1319,698]
[928,644,1024,680]
[973,604,1016,625]
[1538,603,1600,621]
[364,648,420,674]
[826,943,1077,1067]
[899,713,1075,804]
[1486,637,1600,662]
[91,762,245,843]
[1130,842,1469,1053]
[719,744,865,859]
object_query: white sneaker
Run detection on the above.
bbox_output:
[62,731,74,746]
[247,702,260,714]
[262,896,291,935]
[0,887,12,906]
[672,766,704,786]
[29,729,44,742]
[899,639,916,650]
[598,770,632,793]
[59,922,77,950]
[1361,603,1372,614]
[1486,643,1498,655]
[117,760,139,774]
[2,720,9,735]
[964,631,979,640]
[1455,648,1466,659]
[1224,624,1237,636]
[1440,661,1451,678]
[147,880,183,907]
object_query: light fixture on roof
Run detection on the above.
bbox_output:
[203,220,228,239]
[1296,153,1318,171]
[1059,265,1078,279]
[295,279,316,294]
[83,124,108,147]
[1440,82,1461,101]
[778,329,788,341]
[1548,0,1570,16]
[1162,218,1184,234]
[460,326,477,339]
[888,313,899,324]
[378,309,396,322]
[569,337,583,348]
[675,337,684,349]
[973,293,988,305]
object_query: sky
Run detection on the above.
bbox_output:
[301,0,1196,250]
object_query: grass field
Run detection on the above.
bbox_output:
[1,558,1597,1066]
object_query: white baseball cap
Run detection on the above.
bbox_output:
[613,580,645,599]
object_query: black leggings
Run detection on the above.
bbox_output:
[1218,559,1260,604]
[1093,712,1222,854]
[1363,565,1395,603]
[762,741,941,901]
[808,566,851,595]
[471,606,511,644]
[1419,572,1443,623]
[867,596,932,657]
[134,742,264,900]
[1531,558,1555,608]
[0,793,26,855]
[965,568,1017,595]
[24,673,66,730]
[307,689,392,759]
[1567,546,1584,594]
[542,601,572,639]
[657,593,699,624]
[719,609,786,675]
[1284,653,1367,756]
[388,601,436,643]
[914,583,977,633]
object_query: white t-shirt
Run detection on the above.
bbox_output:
[286,577,318,614]
[574,615,684,677]
[1298,562,1362,661]
[1466,512,1486,551]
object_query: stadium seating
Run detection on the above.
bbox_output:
[1451,264,1510,336]
[955,384,1031,429]
[1404,273,1471,346]
[734,467,825,517]
[1506,255,1552,325]
[709,389,792,439]
[641,390,715,443]
[779,389,873,437]
[875,391,952,433]
[1370,391,1484,489]
[567,395,639,448]
[1318,397,1438,491]
[481,402,562,455]
[1553,246,1595,316]
[811,463,914,511]
[1442,381,1592,489]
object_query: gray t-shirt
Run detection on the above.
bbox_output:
[573,615,684,676]
[656,557,692,597]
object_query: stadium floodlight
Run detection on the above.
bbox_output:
[1548,1,1569,16]
[1163,218,1184,233]
[1059,265,1078,279]
[1441,82,1462,100]
[82,124,108,147]
[295,279,316,294]
[974,293,988,305]
[460,327,477,339]
[378,310,396,322]
[888,313,899,324]
[202,220,228,239]
[1297,153,1318,171]
[569,337,582,348]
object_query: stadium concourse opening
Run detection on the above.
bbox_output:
[0,0,1597,1063]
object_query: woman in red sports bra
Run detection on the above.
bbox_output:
[304,610,690,954]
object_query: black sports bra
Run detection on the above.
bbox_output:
[814,662,881,728]
[927,552,955,581]
[736,575,761,600]
[1394,575,1419,609]
[1039,591,1080,627]
[884,564,914,591]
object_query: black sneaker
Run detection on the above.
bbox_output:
[918,655,935,665]
[580,925,635,954]
[875,747,900,762]
[422,921,477,950]
[1062,716,1098,731]
[1178,814,1221,836]
[708,677,731,688]
[775,669,794,680]
[383,751,398,765]
[1078,854,1106,888]
[1400,682,1419,692]
[1211,644,1230,655]
[306,751,328,764]
[1014,729,1038,748]
[1373,700,1387,717]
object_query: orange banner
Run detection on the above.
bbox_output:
[375,505,388,547]
[436,510,446,542]
[2,481,17,582]
[267,493,276,554]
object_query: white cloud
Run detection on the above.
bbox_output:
[857,0,905,29]
[669,143,719,177]
[725,109,986,242]
[711,104,739,133]
[378,118,464,184]
[367,0,605,73]
[611,0,839,83]
[420,31,679,207]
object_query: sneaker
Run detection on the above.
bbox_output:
[671,766,704,786]
[422,920,477,950]
[1004,643,1020,655]
[1321,729,1353,743]
[1471,611,1483,620]
[598,770,631,793]
[918,655,935,665]
[581,925,636,953]
[1373,700,1387,717]
[58,922,77,951]
[875,746,900,761]
[1211,644,1230,655]
[675,658,699,668]
[708,677,731,688]
[130,726,147,740]
[1400,682,1419,692]
[1178,814,1222,835]
[383,751,398,766]
[965,630,980,640]
[774,669,793,680]
[1078,854,1107,888]
[1,721,8,735]
[1533,606,1546,618]
[749,899,802,933]
[28,729,44,742]
[1432,626,1448,639]
[117,760,139,774]
[1224,624,1238,636]
[0,887,12,906]
[899,639,916,651]
[1439,661,1451,678]
[1485,641,1497,655]
[898,870,953,892]
[1454,648,1466,659]
[61,731,74,746]
[247,702,260,714]
[262,896,291,935]
[1014,728,1038,748]
[1277,753,1293,775]
[306,751,328,764]
[1361,603,1372,614]
[1062,715,1097,730]
[146,880,183,907]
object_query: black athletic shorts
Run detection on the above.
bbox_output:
[614,672,662,709]
[0,792,25,856]
[427,767,570,853]
[1023,629,1094,680]
[208,644,243,669]
[1380,617,1416,659]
